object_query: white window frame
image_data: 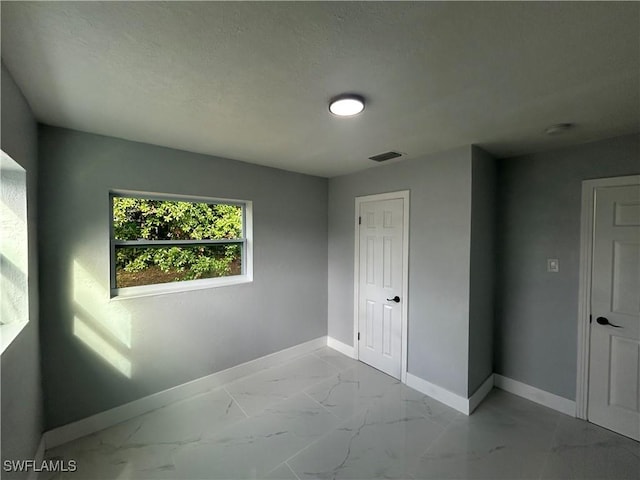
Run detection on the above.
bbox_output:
[110,190,253,299]
[1,150,29,353]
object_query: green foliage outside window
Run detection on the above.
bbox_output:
[112,197,243,288]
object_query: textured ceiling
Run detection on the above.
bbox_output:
[1,1,639,177]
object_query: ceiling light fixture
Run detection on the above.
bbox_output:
[329,94,365,117]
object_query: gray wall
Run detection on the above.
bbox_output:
[1,63,43,477]
[468,147,497,394]
[495,134,640,400]
[38,126,328,429]
[328,147,474,397]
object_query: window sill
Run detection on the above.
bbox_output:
[1,320,29,355]
[110,274,252,300]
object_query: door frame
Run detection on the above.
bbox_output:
[353,190,410,383]
[576,174,640,419]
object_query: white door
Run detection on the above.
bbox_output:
[357,197,404,379]
[588,182,640,441]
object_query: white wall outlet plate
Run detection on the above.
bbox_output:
[547,258,559,273]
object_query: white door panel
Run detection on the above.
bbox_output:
[588,183,640,441]
[358,198,404,379]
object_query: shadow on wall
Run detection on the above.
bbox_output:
[0,253,26,324]
[72,260,132,378]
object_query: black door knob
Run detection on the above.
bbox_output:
[596,317,622,328]
[387,296,400,303]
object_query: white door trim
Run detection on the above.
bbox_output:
[576,174,640,420]
[353,190,410,383]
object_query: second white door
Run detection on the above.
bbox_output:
[588,181,640,441]
[357,197,405,379]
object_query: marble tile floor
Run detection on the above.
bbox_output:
[42,347,639,480]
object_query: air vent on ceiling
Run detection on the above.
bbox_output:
[368,151,402,162]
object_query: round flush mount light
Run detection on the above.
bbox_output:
[329,94,365,116]
[544,123,575,135]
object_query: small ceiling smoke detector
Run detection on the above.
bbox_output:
[544,123,575,135]
[329,94,365,116]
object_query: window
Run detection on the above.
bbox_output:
[1,150,29,353]
[110,192,252,297]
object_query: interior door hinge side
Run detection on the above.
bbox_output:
[358,216,362,225]
[357,332,360,341]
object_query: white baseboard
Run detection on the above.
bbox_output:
[406,372,494,415]
[44,336,327,449]
[494,374,576,417]
[40,338,576,452]
[406,373,469,414]
[327,336,355,358]
[468,374,495,414]
[27,436,46,480]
